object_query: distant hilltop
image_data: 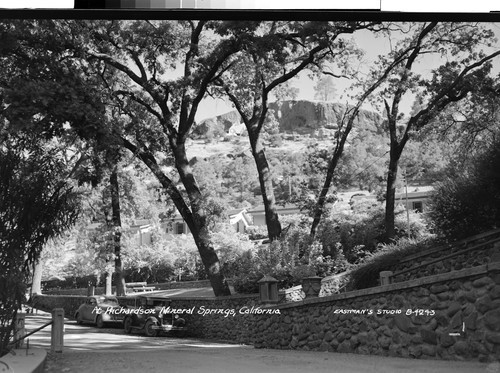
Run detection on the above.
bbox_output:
[196,100,384,139]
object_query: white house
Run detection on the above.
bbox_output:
[160,215,191,236]
[246,204,301,226]
[86,219,155,246]
[158,208,251,236]
[339,186,434,213]
[395,185,434,212]
[227,208,253,233]
[128,219,154,246]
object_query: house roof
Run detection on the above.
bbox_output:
[227,208,247,216]
[229,210,252,226]
[337,190,371,202]
[247,204,300,213]
[396,185,434,196]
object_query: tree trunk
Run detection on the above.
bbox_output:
[121,137,231,297]
[248,129,282,241]
[185,202,231,297]
[110,166,126,296]
[30,259,43,295]
[192,230,230,296]
[105,270,112,295]
[309,122,353,239]
[173,144,231,297]
[384,155,399,241]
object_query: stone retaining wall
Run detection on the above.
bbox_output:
[168,262,500,362]
[391,240,500,283]
[33,263,500,362]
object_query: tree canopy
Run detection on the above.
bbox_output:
[1,19,499,302]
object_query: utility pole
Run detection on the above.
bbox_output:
[404,169,410,237]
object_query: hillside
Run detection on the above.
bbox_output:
[189,100,384,160]
[198,100,383,138]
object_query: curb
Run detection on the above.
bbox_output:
[0,348,46,373]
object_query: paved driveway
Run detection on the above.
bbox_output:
[25,312,236,352]
[23,312,498,373]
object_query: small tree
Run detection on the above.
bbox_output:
[374,22,500,240]
[0,146,79,356]
[314,75,337,102]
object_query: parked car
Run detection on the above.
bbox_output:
[75,295,125,328]
[123,296,186,337]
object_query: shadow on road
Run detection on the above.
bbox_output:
[24,313,242,353]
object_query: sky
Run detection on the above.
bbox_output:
[197,24,500,121]
[1,1,499,120]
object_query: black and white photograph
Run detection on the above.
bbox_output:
[1,2,500,372]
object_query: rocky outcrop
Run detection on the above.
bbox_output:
[197,100,383,138]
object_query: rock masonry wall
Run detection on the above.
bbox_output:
[391,237,500,283]
[33,258,500,362]
[169,263,500,362]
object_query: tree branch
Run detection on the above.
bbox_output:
[114,90,163,123]
[181,40,241,139]
[120,136,194,224]
[411,49,500,131]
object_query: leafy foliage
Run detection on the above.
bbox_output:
[233,214,346,293]
[347,237,437,290]
[427,137,500,239]
[0,145,80,356]
[316,200,432,264]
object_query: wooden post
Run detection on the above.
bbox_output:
[379,271,393,285]
[14,313,26,349]
[258,275,279,304]
[51,308,64,353]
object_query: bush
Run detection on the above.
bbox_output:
[269,134,283,147]
[210,224,255,278]
[316,202,431,264]
[233,224,344,293]
[347,237,436,290]
[427,141,500,240]
[245,225,268,240]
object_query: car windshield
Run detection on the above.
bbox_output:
[97,297,119,306]
[140,298,166,307]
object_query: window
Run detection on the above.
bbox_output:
[412,201,423,213]
[176,222,185,234]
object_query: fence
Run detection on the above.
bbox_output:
[9,308,64,353]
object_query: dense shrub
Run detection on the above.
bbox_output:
[122,263,177,283]
[233,215,345,294]
[42,274,102,291]
[347,237,437,290]
[233,203,433,294]
[245,225,268,240]
[211,224,255,278]
[316,201,431,264]
[427,140,500,240]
